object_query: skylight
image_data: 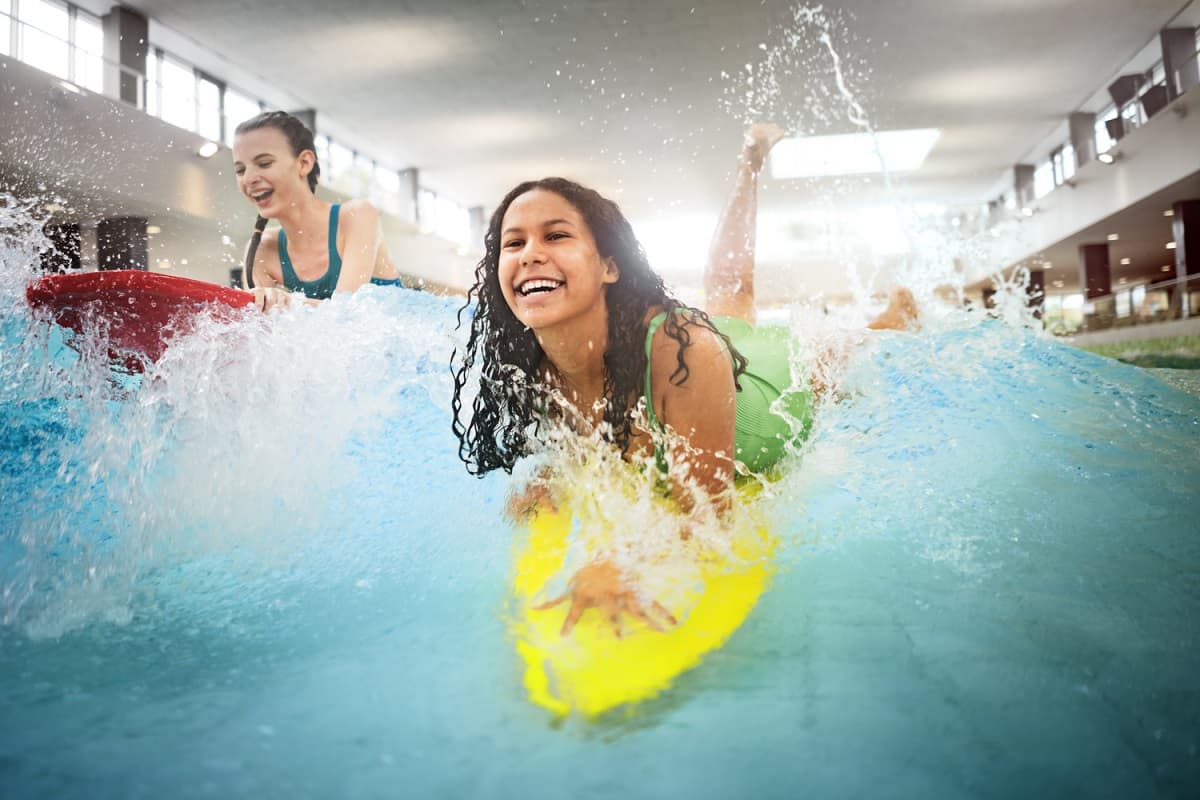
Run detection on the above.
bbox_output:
[770,128,941,179]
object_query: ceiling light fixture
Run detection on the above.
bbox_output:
[1167,242,1177,249]
[1021,207,1035,217]
[1162,265,1172,272]
[1120,257,1131,265]
[1119,277,1128,284]
[1164,209,1175,217]
[1107,233,1120,241]
[770,128,941,179]
[1097,149,1122,165]
[196,141,220,159]
[146,225,162,235]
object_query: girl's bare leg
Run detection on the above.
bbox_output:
[704,123,786,325]
[867,287,919,331]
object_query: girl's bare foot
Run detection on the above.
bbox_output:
[867,287,919,331]
[742,122,787,173]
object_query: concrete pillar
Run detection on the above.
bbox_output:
[1162,28,1199,99]
[41,223,81,273]
[1027,269,1044,320]
[399,168,420,225]
[97,217,148,271]
[1173,199,1200,318]
[288,109,318,135]
[1078,243,1111,301]
[1014,164,1035,210]
[1069,112,1097,165]
[102,6,148,107]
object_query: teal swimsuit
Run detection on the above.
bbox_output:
[278,204,402,299]
[644,312,812,474]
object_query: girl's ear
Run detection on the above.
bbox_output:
[602,256,620,284]
[298,149,316,180]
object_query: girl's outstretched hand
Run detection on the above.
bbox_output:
[534,559,678,638]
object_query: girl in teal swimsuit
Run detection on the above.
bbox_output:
[451,125,914,634]
[231,111,403,310]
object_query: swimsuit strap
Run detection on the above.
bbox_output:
[643,311,669,432]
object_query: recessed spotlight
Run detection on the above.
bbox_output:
[197,141,220,159]
[1052,280,1065,288]
[1043,262,1053,270]
[156,259,172,270]
[1166,242,1176,249]
[1107,233,1120,241]
[1118,277,1128,284]
[1120,257,1131,265]
[1097,150,1121,164]
[1162,265,1172,272]
[146,225,162,235]
[1021,207,1034,217]
[1164,209,1175,217]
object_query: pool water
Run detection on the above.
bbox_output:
[2,243,1198,799]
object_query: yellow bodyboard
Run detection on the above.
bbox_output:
[510,501,775,718]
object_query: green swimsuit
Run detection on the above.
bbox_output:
[643,312,812,474]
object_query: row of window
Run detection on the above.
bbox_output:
[1026,37,1195,208]
[3,0,473,248]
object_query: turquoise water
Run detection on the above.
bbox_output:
[1,266,1199,798]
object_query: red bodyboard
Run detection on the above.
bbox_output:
[26,270,254,371]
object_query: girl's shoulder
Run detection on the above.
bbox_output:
[647,307,732,385]
[338,198,382,225]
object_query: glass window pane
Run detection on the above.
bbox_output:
[223,88,261,145]
[1033,161,1054,199]
[145,51,158,116]
[73,10,103,91]
[20,0,70,80]
[1061,143,1076,180]
[314,134,331,170]
[1094,114,1114,155]
[327,141,355,194]
[197,77,221,140]
[159,56,196,131]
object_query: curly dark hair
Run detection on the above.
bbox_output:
[451,177,748,476]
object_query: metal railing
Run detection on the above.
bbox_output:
[1045,273,1200,335]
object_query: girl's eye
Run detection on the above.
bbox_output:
[503,239,523,249]
[547,232,568,241]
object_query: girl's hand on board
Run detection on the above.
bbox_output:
[535,559,677,639]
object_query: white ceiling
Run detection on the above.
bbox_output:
[125,0,1191,216]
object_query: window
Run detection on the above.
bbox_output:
[417,188,437,230]
[196,75,222,141]
[72,8,103,92]
[1,0,11,58]
[1094,112,1115,155]
[314,134,331,170]
[19,0,70,80]
[223,88,261,145]
[158,55,196,131]
[326,141,355,194]
[146,49,159,116]
[1131,284,1146,317]
[1033,160,1054,199]
[371,168,400,216]
[1060,143,1076,181]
